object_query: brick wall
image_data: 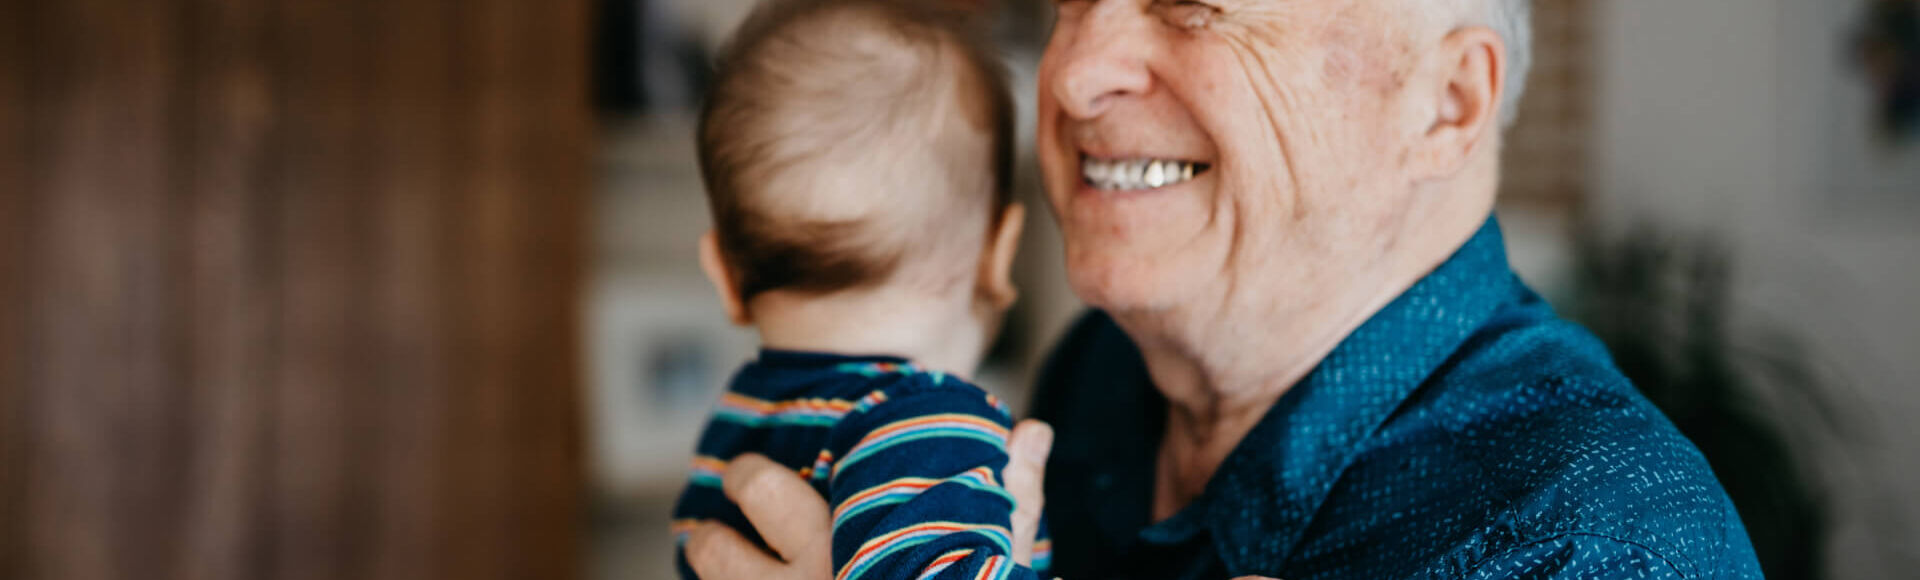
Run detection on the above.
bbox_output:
[1502,0,1596,208]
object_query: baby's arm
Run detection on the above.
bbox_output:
[824,385,1044,580]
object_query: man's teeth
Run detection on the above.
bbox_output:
[1082,158,1203,191]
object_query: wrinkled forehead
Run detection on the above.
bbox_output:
[1230,0,1477,32]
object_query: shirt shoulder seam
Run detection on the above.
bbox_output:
[839,375,1003,417]
[827,376,1013,453]
[1466,531,1690,578]
[1434,372,1702,576]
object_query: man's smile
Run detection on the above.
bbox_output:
[1080,155,1213,191]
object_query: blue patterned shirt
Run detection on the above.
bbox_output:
[1030,218,1763,579]
[673,350,1050,580]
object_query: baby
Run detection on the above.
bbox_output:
[669,1,1048,579]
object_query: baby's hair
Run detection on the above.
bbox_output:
[697,0,1015,303]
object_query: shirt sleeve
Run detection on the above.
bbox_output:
[1465,534,1686,579]
[824,384,1043,580]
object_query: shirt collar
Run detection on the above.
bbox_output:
[753,348,908,368]
[1159,217,1522,571]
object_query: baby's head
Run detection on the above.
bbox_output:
[695,0,1023,370]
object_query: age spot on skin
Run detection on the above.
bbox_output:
[1317,6,1416,103]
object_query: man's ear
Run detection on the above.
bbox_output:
[1410,25,1505,179]
[699,231,752,326]
[977,202,1025,310]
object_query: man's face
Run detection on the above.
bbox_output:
[1037,0,1434,315]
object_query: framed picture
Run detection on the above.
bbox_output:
[588,273,757,497]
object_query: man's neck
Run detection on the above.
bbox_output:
[1118,214,1484,518]
[1124,151,1504,519]
[1120,280,1395,520]
[749,286,986,379]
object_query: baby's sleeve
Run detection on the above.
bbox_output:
[824,384,1044,580]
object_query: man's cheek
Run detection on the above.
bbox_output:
[1214,33,1341,135]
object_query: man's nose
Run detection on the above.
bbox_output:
[1050,1,1153,120]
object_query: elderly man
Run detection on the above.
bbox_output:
[685,0,1764,577]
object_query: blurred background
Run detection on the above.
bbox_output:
[5,0,1918,579]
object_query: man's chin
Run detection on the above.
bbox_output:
[1065,257,1196,315]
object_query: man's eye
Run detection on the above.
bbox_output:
[1153,0,1219,29]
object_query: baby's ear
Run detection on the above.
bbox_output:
[978,202,1025,310]
[699,231,752,326]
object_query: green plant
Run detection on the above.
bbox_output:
[1567,224,1842,580]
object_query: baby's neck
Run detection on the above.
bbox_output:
[748,286,986,379]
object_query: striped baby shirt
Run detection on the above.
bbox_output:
[672,349,1051,580]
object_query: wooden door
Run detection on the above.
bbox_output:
[0,0,590,578]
